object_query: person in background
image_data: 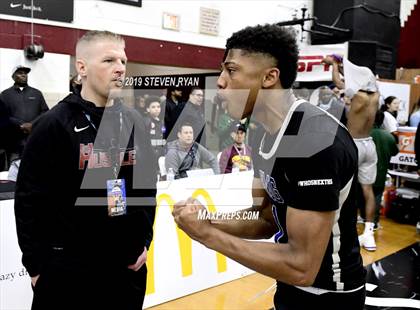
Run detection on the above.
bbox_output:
[380,96,400,138]
[178,87,206,145]
[164,86,185,141]
[14,30,157,310]
[409,98,420,127]
[165,123,219,179]
[324,54,380,252]
[145,95,166,158]
[0,65,48,167]
[416,121,420,176]
[317,85,347,125]
[70,74,82,94]
[219,123,252,173]
[134,95,148,116]
[369,110,399,228]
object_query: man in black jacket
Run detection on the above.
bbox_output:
[0,65,48,167]
[15,30,157,310]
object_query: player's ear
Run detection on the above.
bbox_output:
[262,67,280,88]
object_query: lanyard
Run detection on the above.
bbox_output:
[233,144,246,157]
[84,111,123,178]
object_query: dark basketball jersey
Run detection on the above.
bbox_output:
[254,100,365,294]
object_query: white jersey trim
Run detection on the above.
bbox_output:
[258,99,306,160]
[294,284,364,295]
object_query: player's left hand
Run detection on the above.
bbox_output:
[128,246,147,271]
[172,197,211,242]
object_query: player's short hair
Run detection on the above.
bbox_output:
[225,24,298,89]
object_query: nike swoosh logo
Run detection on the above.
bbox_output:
[10,3,22,8]
[74,125,89,133]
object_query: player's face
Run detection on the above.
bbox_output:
[82,39,127,104]
[147,102,161,118]
[217,49,269,120]
[178,125,194,146]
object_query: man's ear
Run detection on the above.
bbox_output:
[262,67,280,88]
[76,58,87,78]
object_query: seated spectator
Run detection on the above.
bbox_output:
[165,123,219,179]
[409,98,420,127]
[380,96,400,138]
[317,86,347,125]
[219,124,252,173]
[144,96,166,158]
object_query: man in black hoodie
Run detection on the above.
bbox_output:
[14,30,157,310]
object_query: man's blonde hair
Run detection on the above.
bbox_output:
[76,30,125,57]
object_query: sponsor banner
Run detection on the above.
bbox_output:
[390,127,418,166]
[0,0,74,23]
[297,43,347,82]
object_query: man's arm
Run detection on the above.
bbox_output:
[198,144,220,174]
[218,148,229,173]
[38,90,49,114]
[322,56,345,89]
[165,147,180,175]
[14,114,64,277]
[173,199,335,286]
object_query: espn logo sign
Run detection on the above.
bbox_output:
[298,55,330,72]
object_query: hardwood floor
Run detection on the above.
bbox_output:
[148,217,420,310]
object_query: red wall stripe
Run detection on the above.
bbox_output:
[0,19,224,69]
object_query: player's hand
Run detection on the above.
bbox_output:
[128,247,147,271]
[172,197,211,242]
[31,274,40,287]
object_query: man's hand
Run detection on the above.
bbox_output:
[128,247,147,271]
[321,55,335,65]
[31,275,40,287]
[20,122,32,134]
[172,197,212,242]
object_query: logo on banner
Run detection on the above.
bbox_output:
[298,55,330,72]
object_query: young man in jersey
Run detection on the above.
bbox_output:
[15,30,157,310]
[172,24,366,309]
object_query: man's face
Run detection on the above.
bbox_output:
[234,130,246,144]
[190,89,204,105]
[178,125,194,146]
[217,49,273,120]
[172,89,183,100]
[78,39,127,103]
[13,70,28,85]
[319,88,333,104]
[147,101,161,118]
